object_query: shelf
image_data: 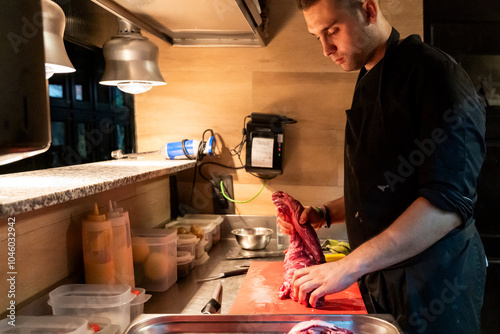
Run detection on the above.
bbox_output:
[0,158,195,217]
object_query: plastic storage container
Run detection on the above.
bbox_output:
[130,288,152,322]
[47,284,135,333]
[0,315,88,334]
[177,251,195,278]
[177,214,223,245]
[165,219,216,252]
[131,229,178,292]
[177,234,198,257]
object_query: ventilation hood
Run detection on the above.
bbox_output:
[90,0,268,47]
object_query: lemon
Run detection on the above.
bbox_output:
[132,237,150,263]
[144,252,169,281]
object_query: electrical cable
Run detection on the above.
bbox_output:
[188,128,214,202]
[230,115,250,167]
[198,161,245,183]
[219,179,267,204]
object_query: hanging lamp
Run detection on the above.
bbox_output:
[42,0,75,79]
[100,18,166,94]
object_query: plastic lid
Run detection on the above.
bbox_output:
[113,200,125,214]
[130,287,152,306]
[177,214,223,225]
[177,251,195,264]
[193,252,210,266]
[48,284,135,308]
[132,228,178,245]
[167,221,215,232]
[86,202,107,222]
[177,234,198,245]
[0,315,88,333]
[106,200,122,219]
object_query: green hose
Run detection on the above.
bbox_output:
[220,179,267,203]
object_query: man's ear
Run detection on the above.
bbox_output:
[362,0,378,24]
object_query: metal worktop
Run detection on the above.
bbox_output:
[144,214,348,315]
[144,238,284,315]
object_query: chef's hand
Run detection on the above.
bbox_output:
[277,206,324,235]
[291,259,357,308]
[300,206,325,230]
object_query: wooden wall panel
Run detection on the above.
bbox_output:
[134,0,423,214]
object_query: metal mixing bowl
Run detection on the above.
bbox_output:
[231,227,273,250]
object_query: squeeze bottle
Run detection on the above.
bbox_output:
[107,200,135,287]
[82,203,115,284]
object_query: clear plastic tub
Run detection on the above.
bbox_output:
[47,284,135,333]
[177,214,223,245]
[88,317,120,334]
[0,315,88,334]
[177,233,198,257]
[177,251,195,278]
[165,220,215,252]
[130,288,152,322]
[131,229,178,292]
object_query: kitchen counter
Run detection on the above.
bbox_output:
[145,238,284,315]
[0,158,195,217]
[144,214,352,315]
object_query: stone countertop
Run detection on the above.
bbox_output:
[0,158,196,217]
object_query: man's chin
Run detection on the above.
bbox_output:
[338,63,359,72]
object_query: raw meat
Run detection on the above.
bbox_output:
[272,191,326,307]
[287,320,354,334]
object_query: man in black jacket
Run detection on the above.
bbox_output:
[280,0,487,333]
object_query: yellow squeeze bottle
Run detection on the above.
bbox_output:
[82,202,115,284]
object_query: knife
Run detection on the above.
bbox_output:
[201,281,223,314]
[196,268,249,282]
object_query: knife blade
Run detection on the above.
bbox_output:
[197,268,249,282]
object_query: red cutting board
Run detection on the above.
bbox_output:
[228,261,367,315]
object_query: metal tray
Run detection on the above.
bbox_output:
[125,314,402,334]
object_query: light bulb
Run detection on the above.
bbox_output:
[45,65,55,79]
[117,81,153,94]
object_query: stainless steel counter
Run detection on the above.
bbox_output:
[144,238,284,315]
[144,214,348,315]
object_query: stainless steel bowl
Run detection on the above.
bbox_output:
[231,227,273,250]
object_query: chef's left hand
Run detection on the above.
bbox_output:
[291,259,357,308]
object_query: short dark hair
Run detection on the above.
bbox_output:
[296,0,365,12]
[296,0,321,10]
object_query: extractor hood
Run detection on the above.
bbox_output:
[90,0,268,47]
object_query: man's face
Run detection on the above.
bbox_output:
[304,0,377,71]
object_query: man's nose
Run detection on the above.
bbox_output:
[321,39,337,57]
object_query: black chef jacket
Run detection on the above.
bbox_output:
[344,28,487,333]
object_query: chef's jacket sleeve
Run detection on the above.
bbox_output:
[415,54,486,225]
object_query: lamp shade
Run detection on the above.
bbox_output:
[42,0,75,79]
[100,19,166,94]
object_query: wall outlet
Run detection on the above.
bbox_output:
[212,174,235,214]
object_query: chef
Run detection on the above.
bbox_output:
[278,0,487,333]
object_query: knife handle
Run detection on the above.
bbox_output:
[201,298,221,314]
[221,268,248,278]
